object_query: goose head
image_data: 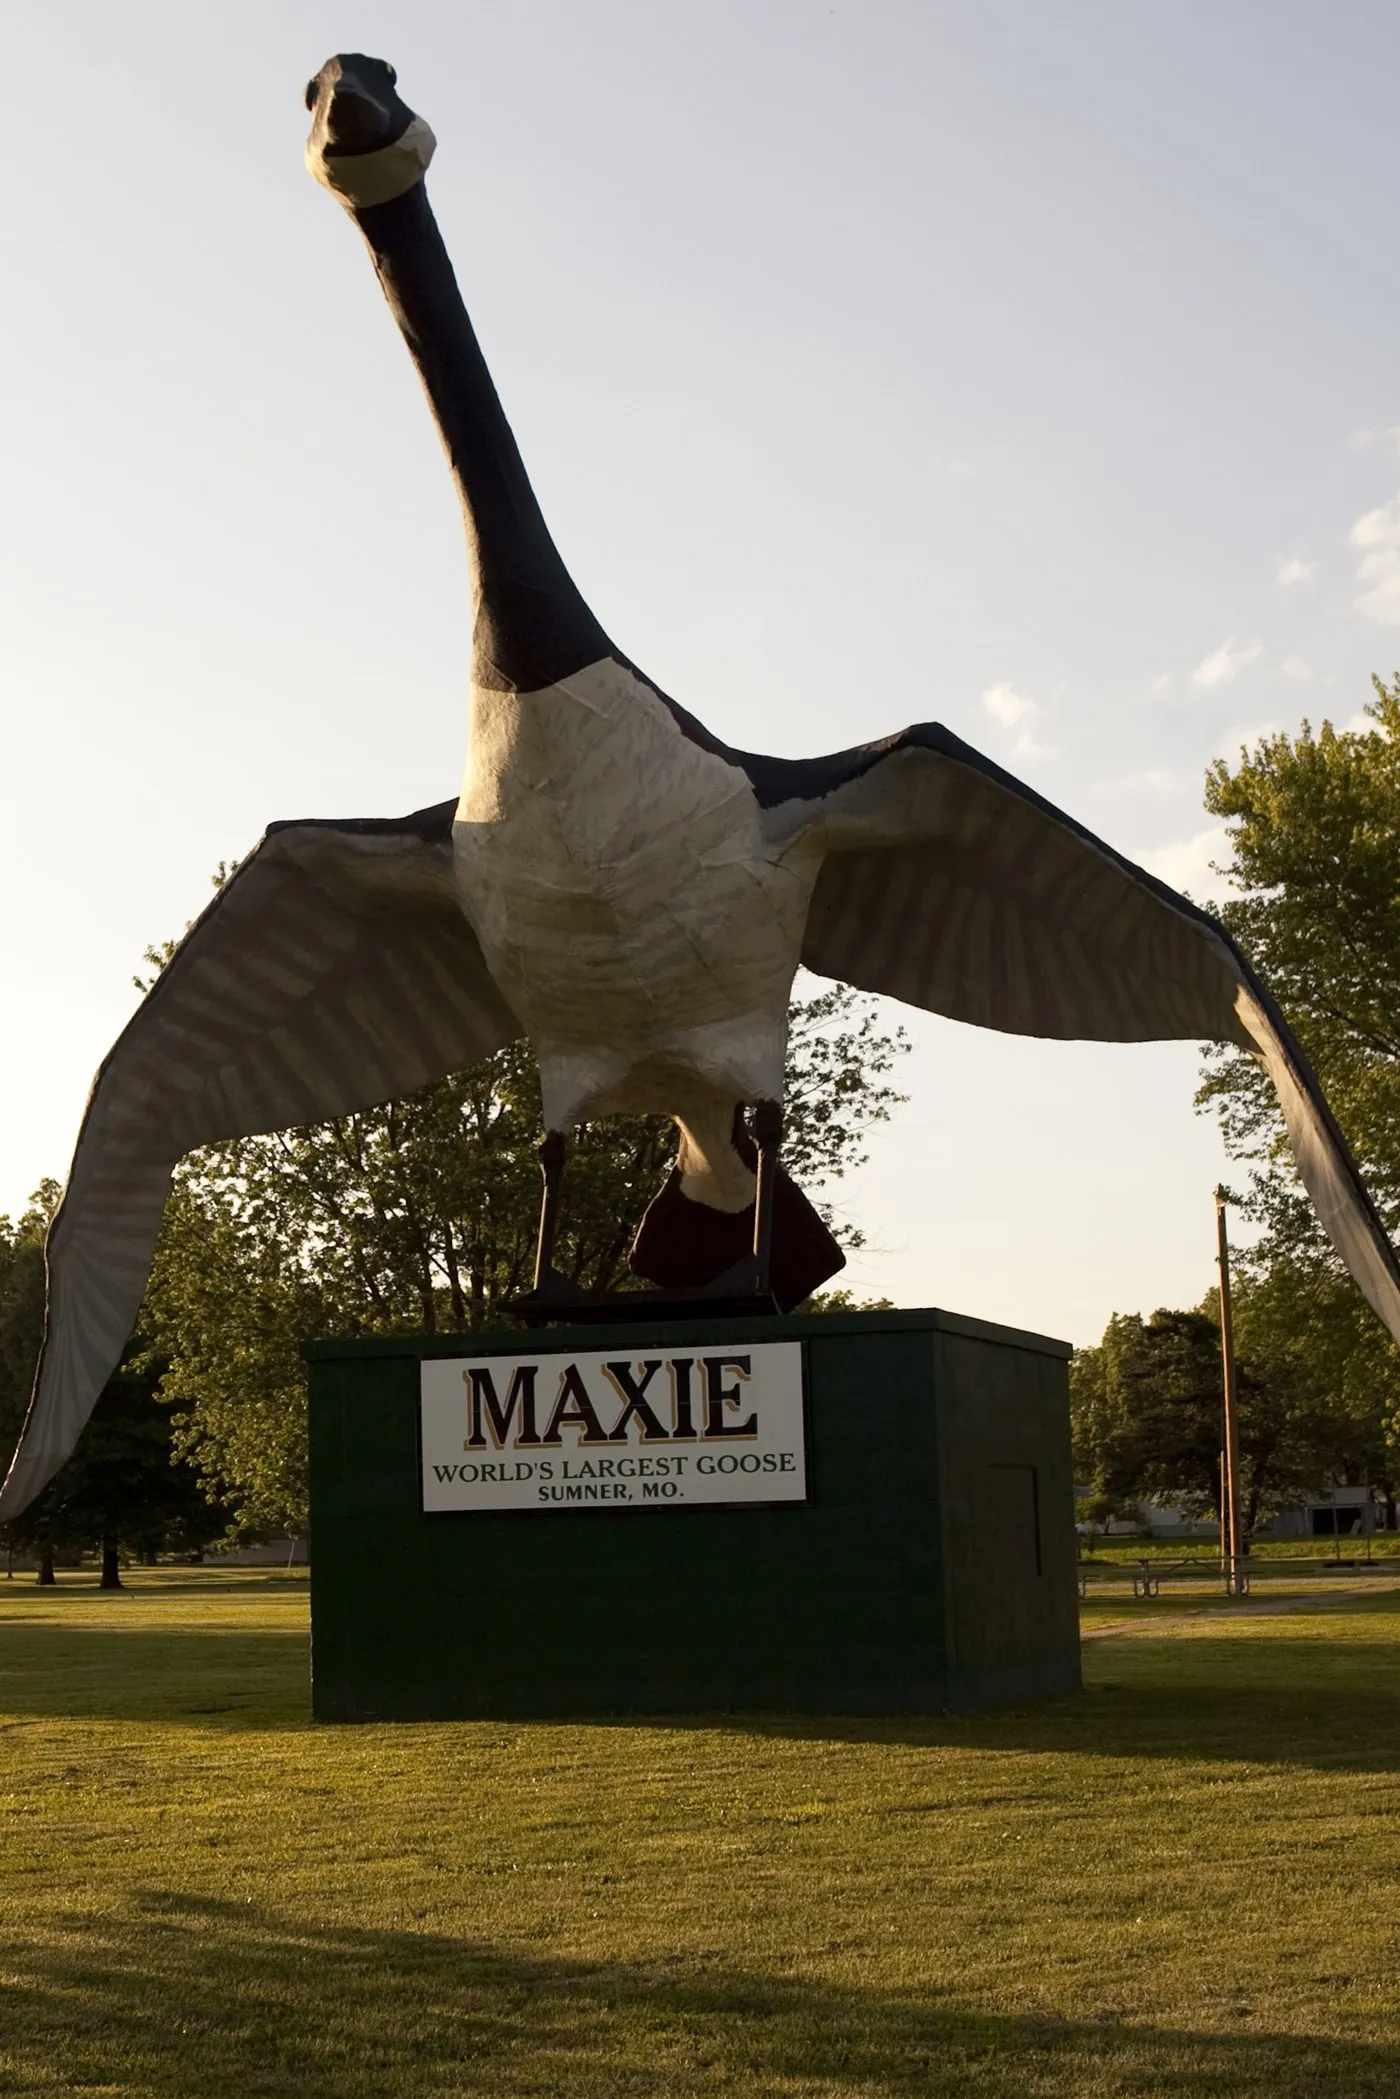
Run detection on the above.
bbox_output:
[304,53,436,209]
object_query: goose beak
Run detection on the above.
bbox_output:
[304,54,435,211]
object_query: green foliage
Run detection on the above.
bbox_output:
[798,1289,896,1314]
[1071,1309,1227,1524]
[1199,675,1400,1243]
[1195,676,1400,1473]
[141,1183,326,1543]
[1069,1280,1370,1535]
[781,984,909,1222]
[5,1353,225,1569]
[1228,1254,1399,1512]
[1,1182,225,1570]
[142,984,910,1538]
[0,1181,59,1464]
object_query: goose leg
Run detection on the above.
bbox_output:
[508,1130,590,1319]
[533,1129,567,1291]
[750,1098,783,1299]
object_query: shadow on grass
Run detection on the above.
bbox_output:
[2,1619,1400,1777]
[683,1627,1400,1773]
[0,1626,312,1728]
[1,1891,1395,2098]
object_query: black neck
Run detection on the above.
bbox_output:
[354,184,612,693]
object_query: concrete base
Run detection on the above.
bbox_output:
[306,1307,1080,1721]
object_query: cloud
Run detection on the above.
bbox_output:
[1350,496,1400,625]
[1280,655,1311,681]
[1275,556,1318,588]
[1192,635,1263,688]
[1138,825,1231,900]
[1349,426,1400,456]
[981,682,1035,729]
[1150,672,1171,697]
[980,682,1050,759]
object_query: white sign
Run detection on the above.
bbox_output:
[420,1340,806,1513]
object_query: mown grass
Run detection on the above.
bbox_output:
[1,1570,1398,2096]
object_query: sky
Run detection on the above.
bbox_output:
[3,0,1399,1344]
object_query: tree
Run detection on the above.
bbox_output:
[1072,1309,1226,1526]
[1070,1295,1345,1538]
[1198,676,1400,1248]
[142,982,911,1538]
[5,1352,225,1585]
[0,1183,59,1467]
[1,1185,227,1582]
[0,1184,60,1578]
[800,1290,895,1314]
[1194,677,1400,1489]
[1229,1255,1398,1528]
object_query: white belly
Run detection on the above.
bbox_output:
[452,657,820,1132]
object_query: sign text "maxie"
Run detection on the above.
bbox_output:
[461,1354,760,1450]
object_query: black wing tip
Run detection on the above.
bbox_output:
[723,722,963,810]
[265,797,457,844]
[612,647,963,813]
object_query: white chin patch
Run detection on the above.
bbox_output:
[307,115,437,209]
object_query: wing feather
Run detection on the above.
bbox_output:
[752,724,1400,1343]
[0,805,521,1520]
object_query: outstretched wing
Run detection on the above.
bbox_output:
[0,801,521,1521]
[743,721,1400,1343]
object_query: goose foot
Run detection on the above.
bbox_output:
[513,1264,593,1313]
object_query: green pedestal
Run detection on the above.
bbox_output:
[306,1307,1079,1720]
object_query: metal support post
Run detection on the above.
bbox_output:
[1215,1188,1248,1596]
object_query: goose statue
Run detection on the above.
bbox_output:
[2,49,1399,1523]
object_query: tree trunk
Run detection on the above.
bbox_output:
[99,1536,123,1590]
[36,1545,56,1586]
[1243,1478,1262,1548]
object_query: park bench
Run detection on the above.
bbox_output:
[1076,1556,1251,1600]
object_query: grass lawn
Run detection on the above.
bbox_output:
[1,1571,1398,2096]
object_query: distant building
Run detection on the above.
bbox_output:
[1267,1485,1374,1541]
[208,1537,308,1566]
[1075,1483,1390,1542]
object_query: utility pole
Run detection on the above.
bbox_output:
[1215,1187,1248,1596]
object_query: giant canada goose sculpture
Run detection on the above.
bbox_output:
[3,49,1399,1521]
